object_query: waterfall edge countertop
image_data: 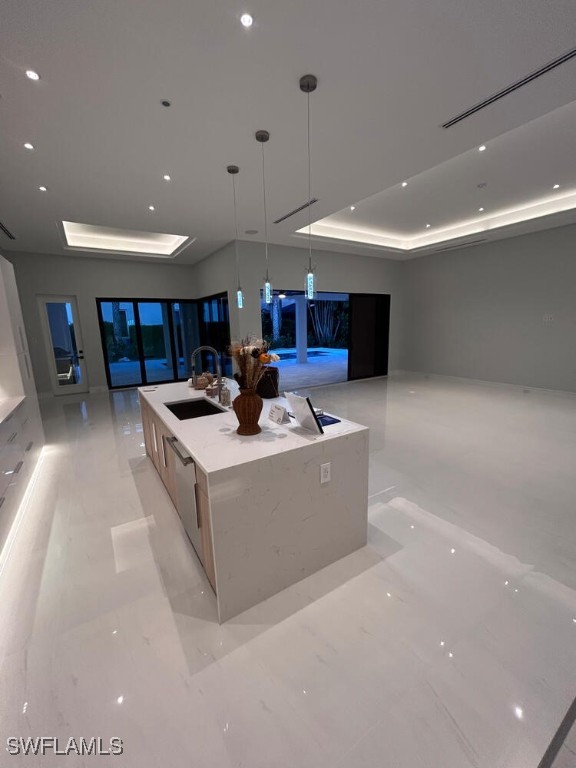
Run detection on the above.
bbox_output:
[0,396,25,426]
[138,379,370,622]
[137,380,367,475]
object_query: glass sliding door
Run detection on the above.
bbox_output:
[97,295,230,389]
[198,294,232,376]
[137,302,174,383]
[171,302,200,380]
[98,301,142,388]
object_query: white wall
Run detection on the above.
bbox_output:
[15,224,573,398]
[8,252,198,394]
[401,224,576,392]
[193,241,405,371]
[9,244,403,395]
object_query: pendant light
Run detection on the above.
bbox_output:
[255,130,272,304]
[300,74,318,300]
[227,165,243,309]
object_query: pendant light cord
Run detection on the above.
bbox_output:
[232,173,241,289]
[307,90,312,273]
[261,142,269,280]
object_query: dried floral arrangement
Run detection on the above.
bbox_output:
[228,336,280,390]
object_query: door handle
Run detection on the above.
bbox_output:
[195,485,201,529]
[165,436,194,466]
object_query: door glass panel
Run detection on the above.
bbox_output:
[45,301,82,387]
[100,301,142,387]
[97,295,231,388]
[171,302,199,379]
[138,302,174,383]
[199,295,232,375]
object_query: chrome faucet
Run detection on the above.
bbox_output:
[191,346,223,403]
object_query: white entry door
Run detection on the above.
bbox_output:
[38,295,89,395]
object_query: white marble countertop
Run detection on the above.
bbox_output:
[138,380,368,475]
[0,395,25,426]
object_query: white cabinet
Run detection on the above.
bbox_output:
[0,254,44,554]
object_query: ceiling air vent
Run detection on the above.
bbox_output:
[442,46,576,128]
[431,238,487,253]
[0,220,15,240]
[273,198,318,224]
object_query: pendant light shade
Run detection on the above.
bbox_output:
[256,130,272,304]
[300,74,318,300]
[227,165,243,309]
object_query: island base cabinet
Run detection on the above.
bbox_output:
[140,397,214,591]
[140,398,177,506]
[195,481,216,593]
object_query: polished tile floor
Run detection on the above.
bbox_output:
[1,373,576,767]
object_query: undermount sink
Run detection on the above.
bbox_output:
[164,398,227,420]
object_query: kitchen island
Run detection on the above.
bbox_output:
[139,380,369,622]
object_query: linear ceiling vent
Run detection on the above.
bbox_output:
[432,238,487,253]
[273,198,318,224]
[442,46,576,128]
[0,220,16,239]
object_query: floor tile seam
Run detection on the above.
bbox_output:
[234,641,404,760]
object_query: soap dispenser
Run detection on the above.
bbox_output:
[220,381,231,407]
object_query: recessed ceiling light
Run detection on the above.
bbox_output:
[425,223,431,228]
[163,174,171,182]
[553,184,560,189]
[478,145,486,152]
[24,142,35,150]
[25,69,40,81]
[38,186,47,192]
[240,13,253,27]
[478,207,484,212]
[401,181,408,188]
[148,205,155,211]
[161,99,171,108]
[350,205,356,211]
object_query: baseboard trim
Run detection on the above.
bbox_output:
[394,369,576,397]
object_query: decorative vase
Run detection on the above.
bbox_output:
[232,388,263,436]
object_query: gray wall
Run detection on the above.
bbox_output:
[401,224,576,392]
[193,241,405,371]
[8,252,197,394]
[8,244,404,395]
[11,222,576,398]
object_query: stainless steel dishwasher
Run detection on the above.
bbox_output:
[165,436,202,561]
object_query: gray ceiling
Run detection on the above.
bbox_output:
[1,0,576,263]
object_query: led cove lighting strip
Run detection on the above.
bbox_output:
[62,222,192,257]
[298,191,576,251]
[0,448,46,582]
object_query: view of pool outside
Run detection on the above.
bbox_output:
[272,347,348,391]
[261,291,350,390]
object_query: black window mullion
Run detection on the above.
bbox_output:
[133,302,147,385]
[166,301,180,379]
[96,300,113,390]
